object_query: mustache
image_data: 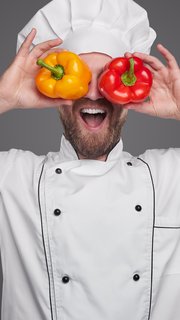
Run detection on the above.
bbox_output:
[73,97,114,110]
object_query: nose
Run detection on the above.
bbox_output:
[85,74,103,101]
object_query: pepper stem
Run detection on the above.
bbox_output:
[121,58,137,87]
[37,59,65,80]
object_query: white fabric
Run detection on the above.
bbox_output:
[1,135,180,319]
[17,0,156,57]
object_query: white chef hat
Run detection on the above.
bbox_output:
[17,0,156,57]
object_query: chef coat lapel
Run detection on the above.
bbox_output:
[54,134,125,176]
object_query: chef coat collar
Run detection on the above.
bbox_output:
[59,134,123,162]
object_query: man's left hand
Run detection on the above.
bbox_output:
[125,44,180,120]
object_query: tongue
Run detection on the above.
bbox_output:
[82,114,105,128]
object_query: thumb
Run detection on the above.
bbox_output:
[36,97,63,109]
[123,100,157,117]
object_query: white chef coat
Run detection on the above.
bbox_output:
[0,134,180,320]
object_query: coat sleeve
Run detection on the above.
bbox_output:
[0,148,46,190]
[138,147,180,225]
[138,147,180,180]
[0,148,45,242]
[0,149,19,189]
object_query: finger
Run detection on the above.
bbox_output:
[132,52,165,72]
[123,99,157,117]
[157,43,179,70]
[18,28,37,56]
[39,47,66,60]
[124,52,133,59]
[30,38,63,60]
[142,63,155,75]
[36,98,63,109]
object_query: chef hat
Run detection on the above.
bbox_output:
[17,0,156,57]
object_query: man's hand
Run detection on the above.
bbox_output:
[125,45,180,120]
[0,28,63,113]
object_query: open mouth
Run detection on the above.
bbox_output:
[80,108,107,130]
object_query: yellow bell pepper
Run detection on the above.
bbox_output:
[36,51,92,99]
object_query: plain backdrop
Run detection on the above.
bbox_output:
[0,0,180,316]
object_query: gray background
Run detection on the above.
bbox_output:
[0,0,179,315]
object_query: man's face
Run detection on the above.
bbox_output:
[58,52,128,161]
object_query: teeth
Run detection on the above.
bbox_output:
[81,108,105,114]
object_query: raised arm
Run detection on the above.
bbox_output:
[0,29,63,114]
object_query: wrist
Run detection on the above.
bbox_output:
[173,108,180,121]
[0,79,17,114]
[0,95,14,114]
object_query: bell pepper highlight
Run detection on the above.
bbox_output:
[36,51,92,99]
[98,56,153,105]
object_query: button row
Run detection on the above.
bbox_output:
[61,274,140,283]
[54,169,62,215]
[54,206,142,216]
[126,162,142,212]
[56,164,134,171]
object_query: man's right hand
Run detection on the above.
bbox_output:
[0,28,63,114]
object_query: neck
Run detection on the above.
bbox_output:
[78,153,108,161]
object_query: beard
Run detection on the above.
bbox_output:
[58,98,127,160]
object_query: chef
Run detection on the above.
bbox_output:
[0,0,180,319]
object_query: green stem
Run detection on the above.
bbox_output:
[121,58,137,87]
[37,59,65,80]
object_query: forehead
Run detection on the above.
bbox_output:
[79,52,112,70]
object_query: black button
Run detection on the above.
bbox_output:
[55,168,62,174]
[135,205,142,212]
[62,275,70,283]
[54,208,61,216]
[127,162,132,166]
[133,274,140,281]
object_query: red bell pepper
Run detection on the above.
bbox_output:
[98,56,153,105]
